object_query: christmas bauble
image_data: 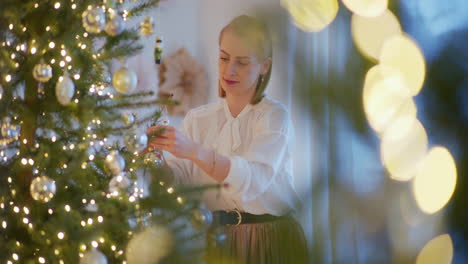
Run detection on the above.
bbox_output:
[140,16,154,36]
[124,131,148,152]
[121,113,135,126]
[82,7,105,33]
[30,175,56,203]
[105,12,125,36]
[143,151,164,167]
[126,225,174,264]
[112,67,137,94]
[80,249,108,264]
[105,150,125,176]
[108,174,131,195]
[190,206,213,230]
[1,117,18,138]
[33,61,53,82]
[55,75,75,106]
[0,84,3,100]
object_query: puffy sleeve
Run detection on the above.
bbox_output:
[223,106,298,213]
[165,110,194,184]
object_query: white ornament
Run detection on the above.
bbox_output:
[82,7,106,33]
[109,174,131,195]
[55,74,75,106]
[80,249,108,264]
[105,150,125,176]
[126,225,174,264]
[30,175,56,203]
[105,12,125,36]
[112,67,138,94]
[124,131,148,152]
[191,206,213,230]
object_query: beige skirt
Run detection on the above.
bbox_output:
[206,216,309,264]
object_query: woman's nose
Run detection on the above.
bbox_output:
[225,62,237,76]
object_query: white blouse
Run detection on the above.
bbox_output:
[166,97,301,216]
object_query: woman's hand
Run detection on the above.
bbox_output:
[146,125,197,160]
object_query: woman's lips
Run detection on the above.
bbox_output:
[223,78,239,85]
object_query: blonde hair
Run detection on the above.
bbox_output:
[218,15,272,105]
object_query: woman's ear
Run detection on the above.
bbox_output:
[260,57,272,75]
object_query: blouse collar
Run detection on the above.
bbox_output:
[222,99,253,121]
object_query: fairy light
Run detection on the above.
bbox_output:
[23,207,30,214]
[51,59,56,64]
[30,47,37,54]
[81,44,87,49]
[28,159,34,165]
[49,42,55,49]
[80,220,86,227]
[74,74,80,80]
[34,3,39,8]
[21,158,27,165]
[57,232,64,240]
[167,187,174,194]
[13,206,20,213]
[59,61,65,67]
[99,237,105,243]
[12,253,18,261]
[71,3,76,9]
[65,56,71,62]
[23,139,28,144]
[2,221,7,228]
[22,218,29,224]
[11,53,16,59]
[9,24,13,30]
[38,257,45,263]
[63,164,67,169]
[54,2,61,9]
[51,136,57,142]
[22,27,27,32]
[5,75,11,82]
[60,50,66,56]
[87,218,93,225]
[48,209,53,214]
[97,216,103,223]
[91,241,98,248]
[46,26,51,31]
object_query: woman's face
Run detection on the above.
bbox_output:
[218,29,268,99]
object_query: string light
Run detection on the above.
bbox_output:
[5,75,11,82]
[58,232,65,239]
[71,3,76,9]
[46,26,51,31]
[49,42,55,49]
[9,24,13,30]
[54,2,61,9]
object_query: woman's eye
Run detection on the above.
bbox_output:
[220,57,229,61]
[238,61,249,66]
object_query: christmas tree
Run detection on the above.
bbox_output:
[0,1,217,263]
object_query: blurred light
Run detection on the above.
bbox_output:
[58,232,64,239]
[413,147,457,214]
[363,65,416,134]
[31,47,37,54]
[5,75,12,82]
[54,2,61,9]
[342,0,387,17]
[38,257,45,263]
[416,234,453,264]
[380,34,426,96]
[281,0,339,32]
[49,42,55,49]
[351,9,401,61]
[381,119,428,181]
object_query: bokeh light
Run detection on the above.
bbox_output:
[363,65,417,134]
[381,119,428,181]
[342,0,388,17]
[380,34,426,96]
[413,147,457,214]
[281,0,339,32]
[416,234,453,264]
[351,9,401,61]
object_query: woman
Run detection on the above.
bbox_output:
[146,15,308,263]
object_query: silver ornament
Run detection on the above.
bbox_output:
[82,7,106,33]
[124,131,148,152]
[112,67,138,94]
[33,61,53,82]
[190,206,213,230]
[121,113,135,126]
[126,225,174,264]
[55,74,75,106]
[105,150,125,176]
[105,12,125,36]
[30,175,56,203]
[140,16,154,36]
[143,151,164,167]
[80,249,108,264]
[108,174,131,195]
